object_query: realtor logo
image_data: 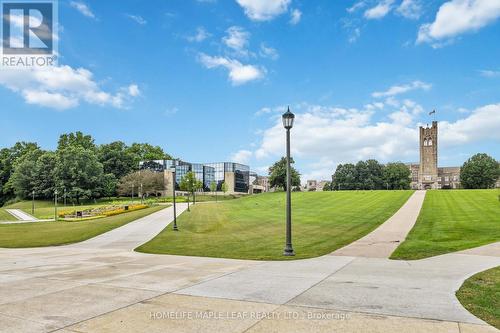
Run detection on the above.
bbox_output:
[1,0,57,67]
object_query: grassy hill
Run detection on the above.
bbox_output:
[137,190,414,260]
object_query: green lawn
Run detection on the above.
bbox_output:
[0,209,15,222]
[391,190,500,260]
[456,266,500,329]
[137,190,414,260]
[2,195,239,219]
[0,205,166,248]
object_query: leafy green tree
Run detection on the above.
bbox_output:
[322,182,332,191]
[383,162,411,190]
[55,146,105,203]
[366,159,385,190]
[0,142,39,202]
[180,171,203,204]
[33,152,57,199]
[101,174,118,199]
[9,149,43,199]
[57,132,96,151]
[210,181,217,202]
[268,157,301,191]
[460,153,499,189]
[355,161,370,189]
[117,170,164,197]
[97,141,135,180]
[221,181,228,195]
[332,163,356,190]
[126,143,172,170]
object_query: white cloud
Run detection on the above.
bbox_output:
[0,65,139,110]
[364,0,395,19]
[70,1,95,19]
[187,27,211,42]
[259,43,279,60]
[251,102,500,179]
[439,103,500,147]
[417,0,500,44]
[372,80,432,98]
[23,90,78,110]
[128,84,140,97]
[479,69,500,77]
[198,53,265,85]
[126,14,147,25]
[236,0,291,21]
[347,1,367,13]
[222,26,250,56]
[231,149,253,164]
[289,9,302,25]
[396,0,422,19]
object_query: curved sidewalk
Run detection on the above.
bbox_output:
[331,190,426,258]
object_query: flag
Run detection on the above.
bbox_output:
[429,110,436,115]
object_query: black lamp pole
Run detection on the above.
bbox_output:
[172,168,178,231]
[282,107,295,256]
[54,189,58,222]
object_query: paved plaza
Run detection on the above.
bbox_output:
[0,198,499,332]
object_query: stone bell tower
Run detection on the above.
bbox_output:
[418,121,438,189]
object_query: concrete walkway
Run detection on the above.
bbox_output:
[332,190,426,258]
[0,200,499,332]
[5,209,39,222]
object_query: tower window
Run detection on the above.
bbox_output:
[428,138,433,146]
[423,139,427,146]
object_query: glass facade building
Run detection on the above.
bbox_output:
[140,160,249,193]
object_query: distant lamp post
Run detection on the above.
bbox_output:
[32,190,35,215]
[140,183,144,204]
[54,189,58,222]
[171,167,178,231]
[64,187,67,206]
[282,107,295,256]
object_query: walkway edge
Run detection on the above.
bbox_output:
[331,190,426,258]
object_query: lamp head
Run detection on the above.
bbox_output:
[282,106,295,130]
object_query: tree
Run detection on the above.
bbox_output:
[180,171,202,205]
[9,149,43,199]
[221,181,228,195]
[101,174,118,199]
[383,162,411,190]
[32,152,57,199]
[55,146,105,203]
[460,153,499,189]
[268,157,301,191]
[355,161,370,190]
[322,182,332,191]
[332,163,356,190]
[97,141,135,180]
[57,132,96,151]
[366,159,384,190]
[126,143,172,170]
[117,170,164,197]
[210,181,217,202]
[0,142,39,202]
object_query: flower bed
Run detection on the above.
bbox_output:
[59,204,149,219]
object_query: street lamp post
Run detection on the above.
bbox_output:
[32,190,35,215]
[172,168,178,231]
[54,189,58,222]
[140,183,143,204]
[64,187,67,206]
[282,107,295,256]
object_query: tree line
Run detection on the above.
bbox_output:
[328,160,411,191]
[0,132,171,205]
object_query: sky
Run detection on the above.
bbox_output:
[0,0,499,182]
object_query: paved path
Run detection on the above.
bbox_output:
[5,209,39,222]
[0,201,499,332]
[332,190,426,258]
